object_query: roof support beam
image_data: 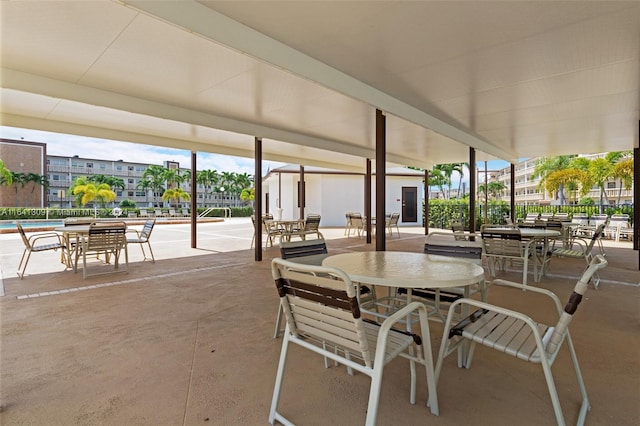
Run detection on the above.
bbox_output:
[2,69,386,163]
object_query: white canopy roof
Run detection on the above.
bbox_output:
[1,1,638,172]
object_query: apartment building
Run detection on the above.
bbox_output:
[489,154,634,205]
[1,139,225,208]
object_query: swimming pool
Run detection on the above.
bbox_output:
[0,221,64,230]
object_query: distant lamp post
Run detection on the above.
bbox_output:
[219,187,225,208]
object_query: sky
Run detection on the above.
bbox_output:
[1,125,510,182]
[0,126,283,175]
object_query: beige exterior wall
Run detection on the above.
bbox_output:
[0,139,46,207]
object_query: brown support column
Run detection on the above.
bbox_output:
[376,109,386,251]
[190,151,197,248]
[469,148,476,233]
[484,161,489,225]
[634,145,638,269]
[424,169,429,235]
[365,158,372,244]
[299,165,305,220]
[510,163,516,223]
[255,137,263,261]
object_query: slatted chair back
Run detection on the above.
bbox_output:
[75,222,128,279]
[481,229,525,258]
[16,223,32,249]
[524,212,539,222]
[126,219,156,263]
[138,219,155,242]
[349,215,365,237]
[86,222,127,252]
[424,242,483,263]
[273,259,372,365]
[481,228,534,286]
[280,238,327,259]
[303,214,321,232]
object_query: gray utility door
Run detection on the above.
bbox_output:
[402,187,418,222]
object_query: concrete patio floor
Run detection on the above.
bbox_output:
[0,218,638,425]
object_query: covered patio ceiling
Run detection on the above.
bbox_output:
[1,1,638,172]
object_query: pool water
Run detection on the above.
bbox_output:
[0,221,64,230]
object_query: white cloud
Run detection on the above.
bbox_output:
[0,126,284,175]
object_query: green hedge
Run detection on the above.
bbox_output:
[424,201,635,231]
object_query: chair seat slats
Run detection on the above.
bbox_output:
[33,242,63,252]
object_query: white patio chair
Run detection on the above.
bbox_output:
[16,223,67,279]
[74,222,128,279]
[288,213,323,240]
[386,212,400,237]
[126,218,156,262]
[435,255,607,426]
[481,228,536,287]
[270,258,439,425]
[550,223,606,288]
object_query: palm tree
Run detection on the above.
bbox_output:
[588,157,614,212]
[233,172,253,207]
[142,165,167,207]
[432,164,457,199]
[428,168,448,199]
[612,157,633,205]
[0,160,13,187]
[10,172,27,206]
[197,169,219,207]
[162,187,191,208]
[136,178,154,207]
[455,162,468,198]
[544,169,590,204]
[72,182,116,207]
[69,176,91,207]
[530,155,576,205]
[477,182,506,199]
[24,173,49,206]
[219,171,235,207]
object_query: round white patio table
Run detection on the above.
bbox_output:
[322,251,485,290]
[323,251,486,363]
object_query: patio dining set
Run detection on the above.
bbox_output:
[268,218,609,425]
[16,217,157,280]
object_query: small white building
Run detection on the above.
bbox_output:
[261,165,426,227]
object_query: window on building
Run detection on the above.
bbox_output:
[128,179,134,184]
[607,182,616,189]
[117,191,122,196]
[86,163,93,168]
[128,191,134,197]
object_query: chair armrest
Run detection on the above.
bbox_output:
[562,237,589,252]
[126,228,142,238]
[491,279,563,314]
[31,232,63,245]
[377,301,431,348]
